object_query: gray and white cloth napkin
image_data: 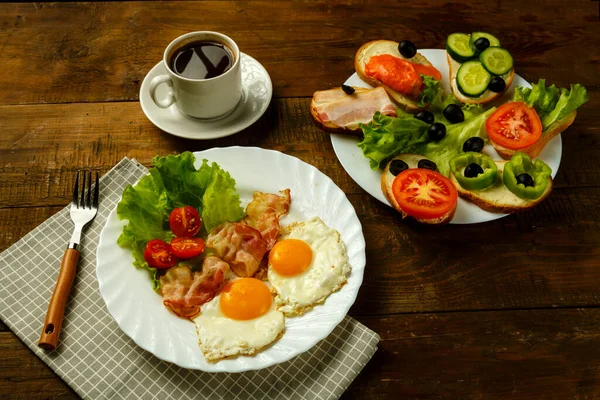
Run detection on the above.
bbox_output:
[0,157,379,400]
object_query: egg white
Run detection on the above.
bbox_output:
[192,292,285,362]
[267,217,351,317]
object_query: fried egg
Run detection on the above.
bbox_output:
[267,217,351,317]
[192,278,285,361]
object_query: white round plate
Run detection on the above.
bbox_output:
[96,147,366,372]
[140,53,273,140]
[330,49,561,224]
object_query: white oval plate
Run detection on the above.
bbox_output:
[96,147,366,372]
[330,49,561,224]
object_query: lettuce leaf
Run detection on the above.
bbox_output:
[514,79,588,131]
[358,95,493,174]
[116,152,244,289]
[422,107,495,176]
[417,75,441,107]
[358,111,430,169]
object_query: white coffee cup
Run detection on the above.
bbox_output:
[149,31,242,119]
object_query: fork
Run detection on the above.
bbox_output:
[39,171,99,351]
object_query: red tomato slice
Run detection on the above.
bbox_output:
[486,102,542,150]
[364,54,423,97]
[170,237,205,259]
[144,239,178,269]
[169,206,202,237]
[412,63,442,81]
[392,169,458,220]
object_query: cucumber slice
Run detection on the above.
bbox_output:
[469,32,501,52]
[456,61,492,97]
[446,33,475,62]
[480,47,513,76]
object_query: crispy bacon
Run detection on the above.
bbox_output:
[243,189,291,250]
[311,86,396,131]
[159,257,229,318]
[206,222,268,277]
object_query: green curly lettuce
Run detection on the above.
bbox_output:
[116,152,244,289]
[514,79,588,131]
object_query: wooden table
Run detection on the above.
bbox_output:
[1,1,599,398]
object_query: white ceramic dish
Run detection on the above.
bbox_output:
[140,53,272,140]
[330,48,561,224]
[96,147,366,372]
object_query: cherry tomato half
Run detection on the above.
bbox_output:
[144,239,178,269]
[392,168,458,220]
[485,102,542,150]
[170,237,205,259]
[169,206,201,237]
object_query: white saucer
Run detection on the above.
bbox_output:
[140,53,273,140]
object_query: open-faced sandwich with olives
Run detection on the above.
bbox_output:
[381,154,457,224]
[355,40,442,112]
[486,80,588,159]
[449,152,553,213]
[446,32,514,105]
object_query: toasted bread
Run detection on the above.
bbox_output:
[449,160,552,213]
[446,52,514,105]
[381,154,456,224]
[490,111,577,160]
[355,40,437,112]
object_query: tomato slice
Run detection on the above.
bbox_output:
[144,239,178,269]
[169,206,202,237]
[170,237,205,259]
[392,169,458,220]
[486,102,542,150]
[364,54,423,97]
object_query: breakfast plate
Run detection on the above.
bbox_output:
[140,53,273,140]
[330,48,562,224]
[96,147,366,372]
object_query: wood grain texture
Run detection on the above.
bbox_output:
[1,1,600,399]
[3,309,600,399]
[0,1,598,104]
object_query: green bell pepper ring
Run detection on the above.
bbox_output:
[449,152,498,190]
[503,152,552,199]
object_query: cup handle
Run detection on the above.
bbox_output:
[149,74,176,108]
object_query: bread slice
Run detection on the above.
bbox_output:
[449,160,552,213]
[490,111,577,159]
[355,40,437,112]
[447,52,514,105]
[381,154,456,224]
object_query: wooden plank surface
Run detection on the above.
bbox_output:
[0,1,598,104]
[3,309,600,399]
[1,0,599,398]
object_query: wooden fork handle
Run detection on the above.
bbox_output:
[39,248,80,351]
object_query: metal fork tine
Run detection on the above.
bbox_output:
[80,171,86,209]
[72,170,80,206]
[93,172,99,209]
[86,171,92,209]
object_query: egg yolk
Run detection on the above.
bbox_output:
[219,278,272,320]
[269,239,313,276]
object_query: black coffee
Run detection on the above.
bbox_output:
[170,41,234,79]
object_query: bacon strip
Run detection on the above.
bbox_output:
[206,222,268,277]
[243,189,291,250]
[311,87,396,131]
[159,256,229,318]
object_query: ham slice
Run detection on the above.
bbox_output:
[159,257,229,318]
[243,189,291,250]
[310,86,396,132]
[206,222,268,277]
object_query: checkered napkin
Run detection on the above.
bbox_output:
[0,157,380,400]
